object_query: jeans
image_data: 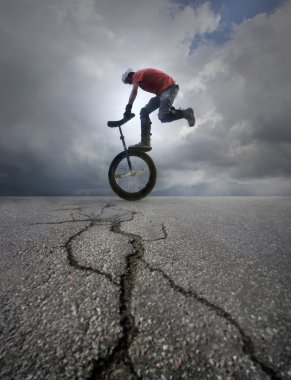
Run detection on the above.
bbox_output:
[140,84,181,125]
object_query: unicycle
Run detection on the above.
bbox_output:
[107,114,157,201]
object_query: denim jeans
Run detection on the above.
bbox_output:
[141,84,180,124]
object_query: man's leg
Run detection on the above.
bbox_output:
[158,84,195,126]
[158,84,181,122]
[129,96,160,151]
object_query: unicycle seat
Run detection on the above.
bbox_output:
[107,113,135,128]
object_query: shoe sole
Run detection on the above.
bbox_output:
[189,118,195,127]
[188,110,195,127]
[128,146,152,152]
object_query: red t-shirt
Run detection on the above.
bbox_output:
[132,68,175,96]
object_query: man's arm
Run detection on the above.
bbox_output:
[128,83,138,105]
[124,83,138,119]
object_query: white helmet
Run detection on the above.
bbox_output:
[122,68,134,83]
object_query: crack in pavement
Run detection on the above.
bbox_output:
[138,257,283,380]
[64,204,119,287]
[64,220,119,287]
[59,204,141,378]
[61,203,283,380]
[88,214,142,380]
[31,219,107,225]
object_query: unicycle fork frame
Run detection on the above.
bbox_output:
[119,125,133,171]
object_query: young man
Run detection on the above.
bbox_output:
[122,67,195,151]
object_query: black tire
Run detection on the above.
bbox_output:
[108,150,157,201]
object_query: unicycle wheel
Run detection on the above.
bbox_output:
[108,150,157,201]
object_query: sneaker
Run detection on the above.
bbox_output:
[129,141,152,152]
[183,108,195,127]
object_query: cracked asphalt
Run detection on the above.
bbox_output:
[0,197,290,380]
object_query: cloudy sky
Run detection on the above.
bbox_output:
[0,0,290,196]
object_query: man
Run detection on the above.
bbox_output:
[122,67,195,151]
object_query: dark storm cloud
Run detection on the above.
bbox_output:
[0,0,112,195]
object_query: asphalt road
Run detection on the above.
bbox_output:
[0,197,290,380]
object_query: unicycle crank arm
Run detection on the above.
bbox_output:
[115,167,146,180]
[134,167,147,175]
[115,171,134,179]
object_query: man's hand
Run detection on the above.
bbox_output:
[123,104,132,119]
